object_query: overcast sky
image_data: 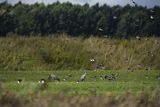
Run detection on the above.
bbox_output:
[0,0,160,8]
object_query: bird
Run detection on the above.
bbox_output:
[76,80,80,83]
[93,76,97,81]
[39,79,45,84]
[107,73,119,81]
[99,75,104,80]
[17,79,22,84]
[113,16,118,20]
[63,75,71,81]
[150,10,155,13]
[136,36,141,40]
[96,64,106,70]
[90,58,95,62]
[150,16,154,20]
[98,28,103,31]
[104,35,108,38]
[104,75,108,79]
[48,74,60,81]
[80,72,86,82]
[156,75,160,80]
[131,0,137,6]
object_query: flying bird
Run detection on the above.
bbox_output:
[98,28,103,31]
[150,16,154,20]
[113,16,118,20]
[131,0,137,6]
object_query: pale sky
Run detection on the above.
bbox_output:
[0,0,160,8]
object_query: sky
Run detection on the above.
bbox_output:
[0,0,160,8]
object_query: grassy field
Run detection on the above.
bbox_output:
[0,70,159,95]
[0,36,160,107]
[0,70,160,107]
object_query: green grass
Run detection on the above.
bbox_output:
[0,70,160,95]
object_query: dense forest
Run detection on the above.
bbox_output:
[0,1,160,37]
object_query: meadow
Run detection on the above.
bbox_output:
[0,70,160,95]
[0,70,160,107]
[0,35,160,107]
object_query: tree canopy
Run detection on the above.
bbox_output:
[0,1,160,37]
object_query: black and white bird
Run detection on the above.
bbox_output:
[48,74,60,81]
[80,72,86,82]
[39,79,45,84]
[17,79,22,84]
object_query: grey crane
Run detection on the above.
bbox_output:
[93,76,97,81]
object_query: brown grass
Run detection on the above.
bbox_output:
[0,91,160,107]
[0,34,160,70]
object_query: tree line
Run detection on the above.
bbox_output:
[0,1,160,38]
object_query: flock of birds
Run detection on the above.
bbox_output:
[17,72,120,84]
[17,71,160,84]
[98,0,155,33]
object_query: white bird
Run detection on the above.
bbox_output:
[113,16,117,20]
[98,28,103,31]
[80,72,86,82]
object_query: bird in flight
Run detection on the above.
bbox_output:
[131,0,137,6]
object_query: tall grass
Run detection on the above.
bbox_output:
[0,34,160,71]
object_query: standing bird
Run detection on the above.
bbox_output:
[90,58,95,62]
[17,79,22,84]
[156,75,160,80]
[93,76,97,81]
[39,79,45,84]
[80,72,86,82]
[48,74,60,81]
